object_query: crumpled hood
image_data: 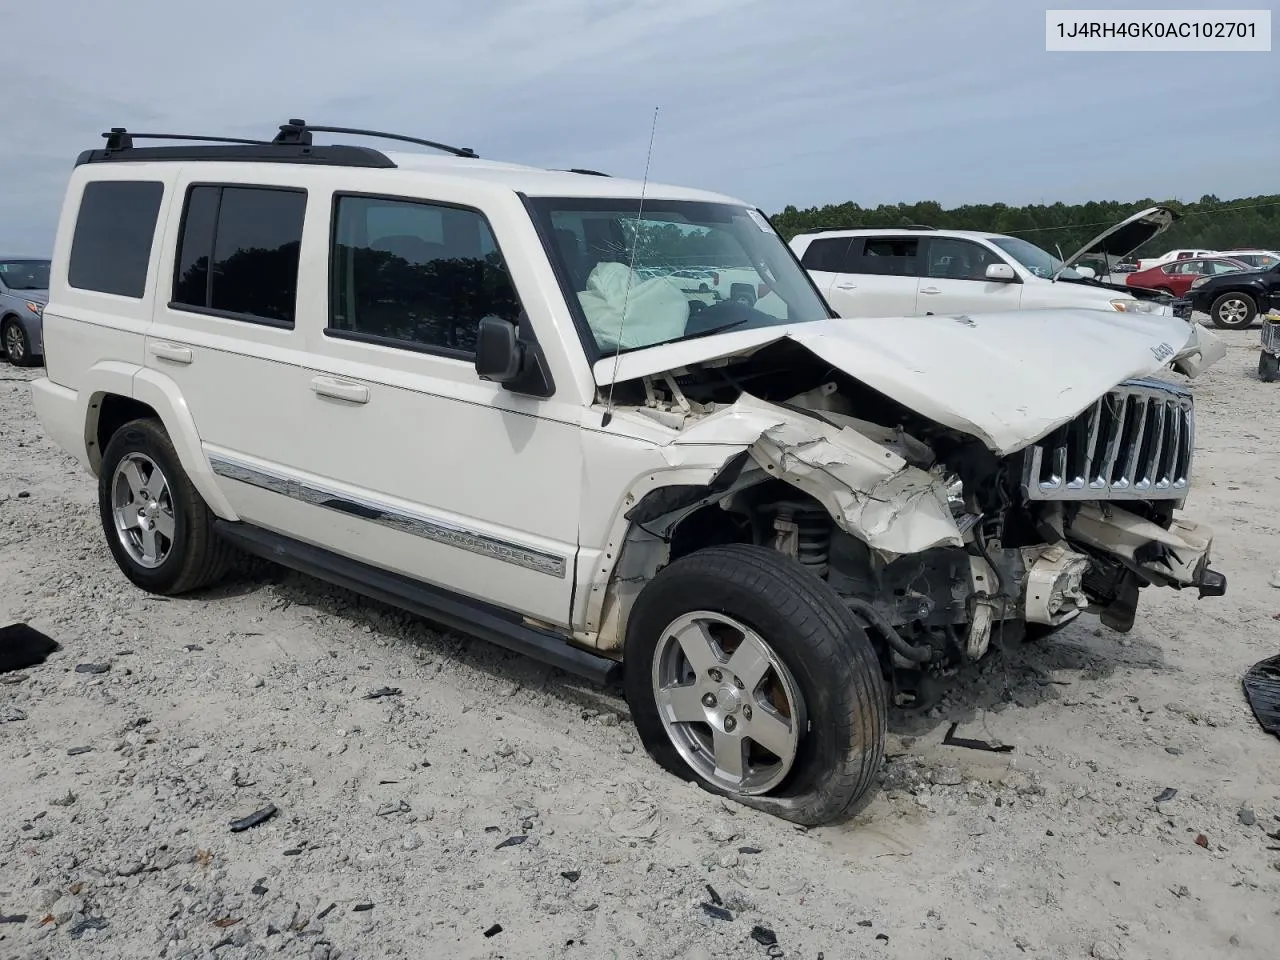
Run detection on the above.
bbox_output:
[595,309,1218,455]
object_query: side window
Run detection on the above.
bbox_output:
[328,195,521,357]
[798,237,853,272]
[68,180,164,298]
[172,185,306,327]
[925,238,998,280]
[851,237,920,277]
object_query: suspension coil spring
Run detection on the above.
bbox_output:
[774,502,833,578]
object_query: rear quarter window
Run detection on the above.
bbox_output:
[68,180,165,298]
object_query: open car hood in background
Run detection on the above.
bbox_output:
[1061,205,1178,269]
[595,309,1219,455]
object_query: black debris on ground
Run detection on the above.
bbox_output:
[750,925,778,946]
[0,914,28,924]
[1154,787,1178,803]
[738,846,762,855]
[857,920,873,927]
[318,903,336,920]
[251,882,268,896]
[701,903,733,922]
[1243,654,1280,737]
[183,644,203,652]
[74,662,110,675]
[353,902,373,912]
[364,686,402,700]
[495,835,527,850]
[705,884,722,906]
[66,746,92,756]
[483,923,503,938]
[560,870,580,882]
[229,804,278,833]
[0,623,60,673]
[69,917,108,939]
[943,721,1014,753]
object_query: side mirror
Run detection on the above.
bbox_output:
[985,263,1017,282]
[475,316,523,383]
[1075,266,1097,279]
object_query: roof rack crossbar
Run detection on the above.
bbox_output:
[273,120,478,158]
[102,128,272,150]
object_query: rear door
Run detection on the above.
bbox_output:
[795,236,853,302]
[145,175,315,527]
[917,237,1023,314]
[826,236,921,317]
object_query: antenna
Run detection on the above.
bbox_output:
[601,106,659,428]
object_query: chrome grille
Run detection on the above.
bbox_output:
[1021,380,1194,501]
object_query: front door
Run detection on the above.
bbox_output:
[917,237,1023,315]
[287,190,583,626]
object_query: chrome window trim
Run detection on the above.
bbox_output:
[207,453,567,579]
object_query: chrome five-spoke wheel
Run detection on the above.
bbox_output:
[651,610,805,795]
[110,452,176,569]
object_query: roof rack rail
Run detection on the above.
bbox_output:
[272,119,478,158]
[101,128,272,150]
[562,168,611,177]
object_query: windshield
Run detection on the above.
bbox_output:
[0,259,50,291]
[526,198,832,357]
[988,236,1084,280]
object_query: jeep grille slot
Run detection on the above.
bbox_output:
[1022,381,1194,501]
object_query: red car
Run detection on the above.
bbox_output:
[1126,256,1251,297]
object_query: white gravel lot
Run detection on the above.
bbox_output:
[1,325,1278,960]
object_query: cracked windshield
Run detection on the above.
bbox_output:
[530,199,831,355]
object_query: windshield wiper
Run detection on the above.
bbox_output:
[674,318,751,343]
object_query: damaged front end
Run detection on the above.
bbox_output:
[597,338,1226,683]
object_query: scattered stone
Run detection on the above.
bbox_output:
[353,902,373,912]
[1153,787,1177,803]
[701,903,733,922]
[1195,834,1210,849]
[1269,569,1280,588]
[375,800,411,816]
[50,789,77,807]
[0,706,26,722]
[495,835,527,850]
[1091,940,1122,960]
[750,925,778,946]
[230,803,278,832]
[1239,805,1257,827]
[116,861,144,877]
[66,746,92,756]
[1171,884,1190,898]
[515,751,533,767]
[1165,746,1183,755]
[74,663,110,674]
[561,871,580,882]
[402,832,424,851]
[364,686,401,700]
[707,818,739,843]
[69,916,108,939]
[931,767,964,786]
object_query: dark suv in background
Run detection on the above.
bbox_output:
[1188,261,1280,329]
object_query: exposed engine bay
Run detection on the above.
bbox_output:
[604,339,1227,683]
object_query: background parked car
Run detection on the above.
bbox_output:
[1222,249,1280,270]
[0,257,50,367]
[1187,260,1280,329]
[1126,256,1250,298]
[1134,248,1221,270]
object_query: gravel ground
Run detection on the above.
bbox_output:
[1,325,1279,960]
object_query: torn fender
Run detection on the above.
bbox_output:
[669,393,963,559]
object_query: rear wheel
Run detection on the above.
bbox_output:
[624,544,886,826]
[1210,293,1256,329]
[2,318,36,367]
[98,418,234,595]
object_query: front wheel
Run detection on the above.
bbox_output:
[2,318,37,367]
[1210,293,1257,329]
[624,544,887,826]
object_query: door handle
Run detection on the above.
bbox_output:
[834,282,858,290]
[148,342,192,364]
[920,286,942,295]
[310,375,369,404]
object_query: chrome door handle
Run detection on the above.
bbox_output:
[148,342,192,364]
[310,375,369,404]
[834,282,858,290]
[920,286,942,295]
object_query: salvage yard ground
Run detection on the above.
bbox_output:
[1,326,1279,960]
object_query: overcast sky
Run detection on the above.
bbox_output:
[3,0,1276,254]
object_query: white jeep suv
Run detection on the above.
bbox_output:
[789,211,1206,325]
[30,121,1227,825]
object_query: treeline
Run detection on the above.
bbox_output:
[769,193,1280,257]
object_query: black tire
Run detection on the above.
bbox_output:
[98,418,234,595]
[2,317,38,368]
[624,544,887,826]
[1209,292,1256,329]
[1260,352,1280,383]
